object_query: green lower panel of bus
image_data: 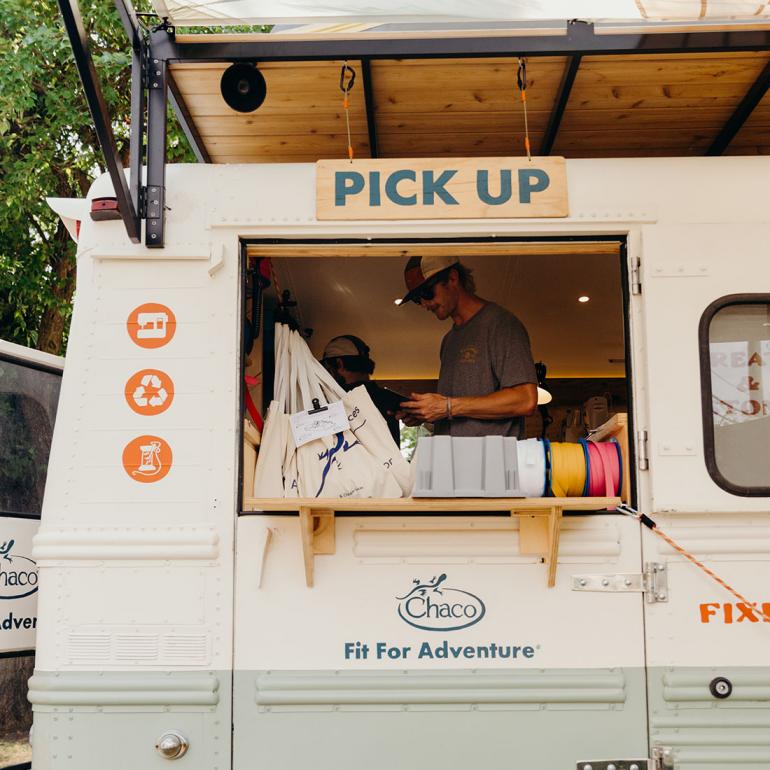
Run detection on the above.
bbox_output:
[27,667,770,770]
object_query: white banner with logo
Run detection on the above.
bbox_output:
[0,517,40,653]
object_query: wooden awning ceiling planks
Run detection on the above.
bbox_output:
[168,50,770,163]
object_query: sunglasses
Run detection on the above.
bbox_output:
[410,272,447,304]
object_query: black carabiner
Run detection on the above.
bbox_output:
[516,58,527,92]
[339,62,356,94]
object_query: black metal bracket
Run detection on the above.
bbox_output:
[707,57,770,155]
[151,21,770,63]
[58,0,141,243]
[145,29,169,247]
[361,58,378,159]
[541,54,582,156]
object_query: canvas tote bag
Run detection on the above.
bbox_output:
[252,324,298,498]
[287,330,403,499]
[304,352,414,496]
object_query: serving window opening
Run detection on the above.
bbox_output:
[240,238,630,512]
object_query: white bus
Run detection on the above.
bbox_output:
[34,5,770,770]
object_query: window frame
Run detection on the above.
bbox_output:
[0,350,63,519]
[238,234,636,513]
[699,293,770,497]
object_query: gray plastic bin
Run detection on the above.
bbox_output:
[411,435,523,497]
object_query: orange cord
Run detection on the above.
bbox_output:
[620,505,770,623]
[652,526,770,623]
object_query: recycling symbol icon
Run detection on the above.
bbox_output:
[133,373,168,407]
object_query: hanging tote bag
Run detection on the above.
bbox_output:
[303,346,414,496]
[341,384,414,496]
[252,324,298,498]
[287,331,403,499]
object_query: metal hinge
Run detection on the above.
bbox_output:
[652,745,675,770]
[638,429,649,471]
[630,254,642,294]
[572,562,668,603]
[575,749,673,770]
[139,186,147,219]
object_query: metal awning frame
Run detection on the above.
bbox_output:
[58,1,770,247]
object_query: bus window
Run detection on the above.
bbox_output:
[0,356,61,515]
[701,297,770,495]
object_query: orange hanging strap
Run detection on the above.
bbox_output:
[339,61,357,161]
[516,57,532,161]
[617,504,770,623]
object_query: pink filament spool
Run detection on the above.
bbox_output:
[586,440,621,497]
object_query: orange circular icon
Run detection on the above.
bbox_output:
[125,369,175,416]
[126,303,176,349]
[122,435,173,483]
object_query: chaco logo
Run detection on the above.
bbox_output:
[396,574,485,632]
[0,539,38,600]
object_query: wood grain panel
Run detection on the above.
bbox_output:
[377,133,544,157]
[555,129,713,150]
[193,114,369,136]
[168,52,770,162]
[171,60,371,162]
[245,242,621,259]
[204,136,370,154]
[551,53,768,157]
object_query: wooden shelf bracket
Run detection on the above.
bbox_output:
[516,506,563,587]
[299,506,336,587]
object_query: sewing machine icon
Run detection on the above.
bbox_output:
[136,311,169,340]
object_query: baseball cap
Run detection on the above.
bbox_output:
[322,335,369,360]
[400,255,459,305]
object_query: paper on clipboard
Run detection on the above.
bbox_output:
[289,400,348,447]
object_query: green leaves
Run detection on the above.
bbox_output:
[0,0,194,354]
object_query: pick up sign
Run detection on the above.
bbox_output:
[316,157,568,220]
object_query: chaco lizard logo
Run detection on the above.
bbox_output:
[396,574,485,631]
[0,539,38,600]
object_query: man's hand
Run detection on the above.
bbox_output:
[400,392,449,424]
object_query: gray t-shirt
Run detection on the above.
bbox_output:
[435,302,537,438]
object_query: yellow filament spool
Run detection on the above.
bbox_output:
[549,442,587,497]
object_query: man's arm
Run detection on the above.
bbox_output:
[400,383,537,424]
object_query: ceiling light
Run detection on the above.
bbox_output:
[393,298,403,306]
[578,295,590,303]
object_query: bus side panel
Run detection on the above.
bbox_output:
[643,514,770,769]
[31,231,239,770]
[234,514,648,770]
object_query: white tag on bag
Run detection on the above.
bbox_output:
[290,400,348,448]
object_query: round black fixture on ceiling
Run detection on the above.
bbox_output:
[220,63,267,113]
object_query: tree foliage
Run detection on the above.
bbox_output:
[0,0,193,355]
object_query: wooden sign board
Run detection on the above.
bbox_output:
[316,157,568,220]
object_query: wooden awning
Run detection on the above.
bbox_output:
[169,49,770,162]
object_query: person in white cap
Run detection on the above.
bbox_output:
[321,334,405,445]
[398,255,537,438]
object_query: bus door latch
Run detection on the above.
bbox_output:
[571,562,669,603]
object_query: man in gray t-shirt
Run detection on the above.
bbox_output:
[398,255,537,438]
